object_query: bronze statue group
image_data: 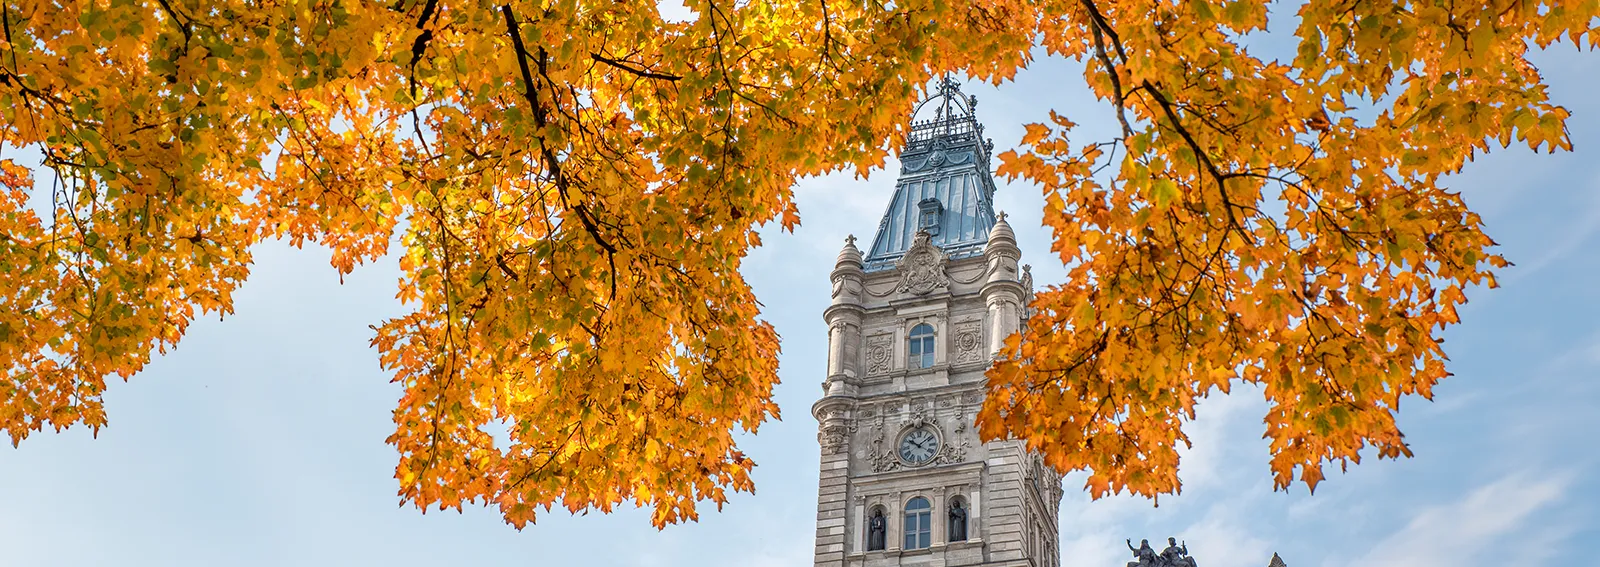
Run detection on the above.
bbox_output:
[1127,537,1198,567]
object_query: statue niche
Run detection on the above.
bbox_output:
[948,499,968,542]
[867,508,887,551]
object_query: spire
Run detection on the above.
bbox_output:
[987,210,1016,248]
[836,234,863,268]
[862,76,999,271]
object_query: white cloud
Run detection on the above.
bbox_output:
[1176,384,1270,493]
[1341,471,1573,567]
[1180,518,1272,567]
[1063,529,1131,567]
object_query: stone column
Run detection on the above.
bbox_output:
[812,398,853,567]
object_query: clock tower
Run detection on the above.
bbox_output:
[812,78,1063,567]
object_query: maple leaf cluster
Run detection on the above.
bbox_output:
[0,0,1593,527]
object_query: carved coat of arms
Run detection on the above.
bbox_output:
[896,231,950,295]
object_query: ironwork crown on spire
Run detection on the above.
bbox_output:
[863,76,1000,271]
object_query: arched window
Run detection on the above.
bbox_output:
[903,497,932,550]
[908,323,935,369]
[866,507,887,551]
[947,497,969,542]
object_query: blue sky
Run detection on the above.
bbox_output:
[3,19,1598,567]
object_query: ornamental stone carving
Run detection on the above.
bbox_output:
[865,335,893,375]
[831,276,863,304]
[899,139,978,174]
[895,231,950,295]
[907,408,930,427]
[870,447,903,473]
[869,434,965,472]
[932,440,968,465]
[953,322,983,363]
[819,424,851,454]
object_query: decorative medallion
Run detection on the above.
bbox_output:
[865,335,893,375]
[953,322,983,363]
[895,231,950,295]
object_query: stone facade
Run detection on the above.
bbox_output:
[812,79,1063,567]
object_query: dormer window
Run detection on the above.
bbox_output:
[916,198,943,236]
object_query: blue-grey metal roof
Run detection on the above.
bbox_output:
[863,78,999,272]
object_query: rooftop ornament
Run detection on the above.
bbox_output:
[905,75,994,157]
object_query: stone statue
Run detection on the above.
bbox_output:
[1161,537,1197,567]
[948,500,968,541]
[1126,536,1198,567]
[867,511,886,551]
[1127,539,1158,567]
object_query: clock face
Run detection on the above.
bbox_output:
[898,427,940,465]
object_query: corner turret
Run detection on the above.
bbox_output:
[981,212,1025,357]
[823,235,866,397]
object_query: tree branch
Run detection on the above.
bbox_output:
[501,4,619,300]
[589,52,681,81]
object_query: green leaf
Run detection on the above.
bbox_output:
[1152,178,1179,208]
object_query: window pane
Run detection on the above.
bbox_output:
[908,325,935,370]
[903,498,933,550]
